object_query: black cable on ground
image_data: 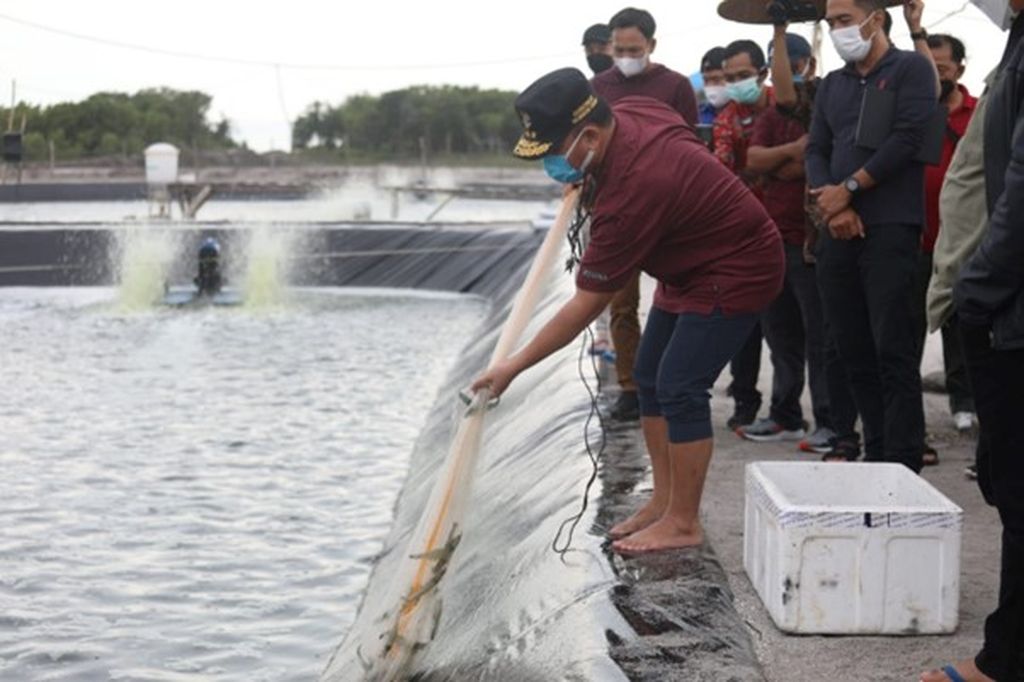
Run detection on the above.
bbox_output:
[552,178,609,559]
[551,324,607,560]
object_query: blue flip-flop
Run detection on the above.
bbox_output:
[942,665,967,682]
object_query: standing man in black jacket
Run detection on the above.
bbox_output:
[805,0,936,472]
[924,4,1024,681]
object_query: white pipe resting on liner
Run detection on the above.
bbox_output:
[328,189,579,681]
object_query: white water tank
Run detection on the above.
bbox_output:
[144,143,179,185]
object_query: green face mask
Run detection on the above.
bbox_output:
[726,76,763,105]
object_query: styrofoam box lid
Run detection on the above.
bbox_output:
[747,462,962,515]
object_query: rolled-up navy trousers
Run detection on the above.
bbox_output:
[634,306,759,443]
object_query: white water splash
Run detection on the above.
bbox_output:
[241,227,295,309]
[115,226,180,311]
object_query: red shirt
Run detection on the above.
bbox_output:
[712,87,773,175]
[750,105,808,246]
[577,98,784,316]
[923,84,977,253]
[591,63,698,126]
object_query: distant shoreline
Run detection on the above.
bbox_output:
[0,164,557,202]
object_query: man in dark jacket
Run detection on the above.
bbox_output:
[805,0,936,472]
[929,4,1024,681]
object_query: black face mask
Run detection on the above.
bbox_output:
[587,53,614,75]
[940,79,956,102]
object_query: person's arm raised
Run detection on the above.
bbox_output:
[904,0,941,97]
[769,20,798,108]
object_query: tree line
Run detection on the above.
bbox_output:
[2,88,237,163]
[291,85,522,160]
[1,84,524,164]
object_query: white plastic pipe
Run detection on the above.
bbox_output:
[349,188,579,681]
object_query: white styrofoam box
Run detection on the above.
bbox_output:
[743,461,963,635]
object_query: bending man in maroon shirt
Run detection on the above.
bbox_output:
[472,68,783,553]
[590,7,699,423]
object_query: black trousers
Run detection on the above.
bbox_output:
[824,315,860,445]
[762,243,831,431]
[816,224,925,471]
[912,252,975,414]
[729,323,762,413]
[960,322,1024,681]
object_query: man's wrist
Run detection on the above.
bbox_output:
[910,28,928,41]
[843,175,861,196]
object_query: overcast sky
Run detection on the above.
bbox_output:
[0,1,1009,151]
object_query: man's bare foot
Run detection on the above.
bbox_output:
[608,501,665,539]
[611,517,703,554]
[920,659,994,682]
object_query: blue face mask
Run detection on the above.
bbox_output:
[542,129,593,184]
[792,61,811,84]
[543,155,585,184]
[726,76,764,105]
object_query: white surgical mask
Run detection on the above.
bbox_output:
[704,84,731,109]
[830,14,878,63]
[615,55,648,78]
[971,0,1014,29]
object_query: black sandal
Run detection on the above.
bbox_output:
[923,445,939,467]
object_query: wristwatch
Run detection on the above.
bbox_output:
[910,29,928,41]
[844,176,861,195]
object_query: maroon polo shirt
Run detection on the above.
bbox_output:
[591,63,698,126]
[577,97,784,316]
[749,105,808,246]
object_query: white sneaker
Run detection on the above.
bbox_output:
[953,412,976,432]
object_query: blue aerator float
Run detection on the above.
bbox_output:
[163,237,243,307]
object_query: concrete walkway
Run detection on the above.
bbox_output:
[613,277,1000,681]
[703,347,997,682]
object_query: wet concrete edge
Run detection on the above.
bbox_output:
[594,411,765,682]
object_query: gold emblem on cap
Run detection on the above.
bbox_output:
[571,95,597,125]
[513,137,553,159]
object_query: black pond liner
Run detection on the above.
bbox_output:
[318,227,764,682]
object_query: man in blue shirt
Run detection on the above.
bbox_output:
[698,46,729,126]
[805,0,937,472]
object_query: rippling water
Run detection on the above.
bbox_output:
[0,287,486,681]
